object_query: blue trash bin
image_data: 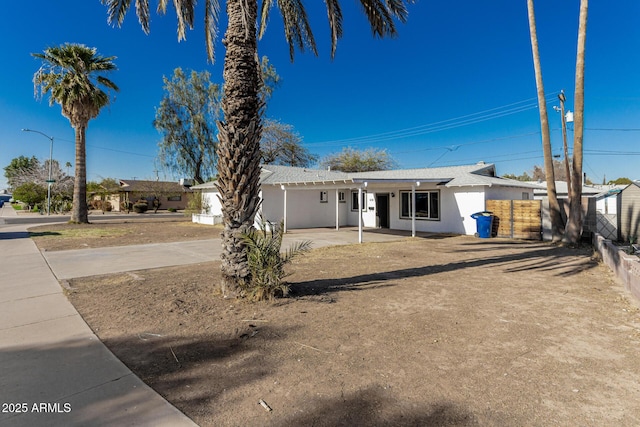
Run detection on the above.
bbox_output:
[471,211,493,238]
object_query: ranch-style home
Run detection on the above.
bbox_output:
[192,162,539,239]
[99,179,193,212]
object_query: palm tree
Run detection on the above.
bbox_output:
[526,0,564,242]
[563,0,588,245]
[32,44,118,223]
[101,0,412,297]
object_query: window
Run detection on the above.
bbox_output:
[338,191,346,203]
[400,190,440,220]
[351,191,367,211]
[320,191,328,203]
[522,192,530,200]
[167,195,182,202]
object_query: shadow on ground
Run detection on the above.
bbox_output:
[291,242,597,297]
[276,387,479,427]
[0,231,29,240]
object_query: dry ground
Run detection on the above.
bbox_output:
[29,221,640,426]
[29,218,220,251]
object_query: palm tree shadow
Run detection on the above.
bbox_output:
[290,244,597,297]
[277,387,479,426]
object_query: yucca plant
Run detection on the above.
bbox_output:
[242,216,311,301]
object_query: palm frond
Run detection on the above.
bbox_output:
[157,0,169,14]
[241,216,311,300]
[385,0,410,22]
[324,0,343,58]
[204,0,221,63]
[174,0,196,41]
[135,0,151,33]
[358,0,396,38]
[101,0,137,28]
[275,0,318,60]
[258,0,275,40]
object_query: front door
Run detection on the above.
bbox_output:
[376,194,390,228]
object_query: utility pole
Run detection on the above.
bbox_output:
[558,90,572,201]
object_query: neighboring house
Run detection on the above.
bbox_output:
[192,162,538,237]
[107,179,193,211]
[530,181,601,200]
[619,182,640,243]
[594,187,623,215]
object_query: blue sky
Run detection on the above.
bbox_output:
[1,1,639,191]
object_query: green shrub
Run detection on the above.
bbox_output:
[133,200,148,213]
[168,207,177,212]
[13,182,46,209]
[242,216,311,301]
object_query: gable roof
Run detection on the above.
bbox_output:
[529,181,601,196]
[260,164,351,185]
[349,163,537,188]
[191,163,539,191]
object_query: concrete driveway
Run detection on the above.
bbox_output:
[42,227,424,280]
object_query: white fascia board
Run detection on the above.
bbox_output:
[351,178,449,185]
[271,182,358,190]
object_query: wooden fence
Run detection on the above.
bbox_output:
[486,200,542,240]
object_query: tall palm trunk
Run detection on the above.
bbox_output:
[564,0,588,244]
[216,0,264,296]
[527,0,563,241]
[71,123,89,223]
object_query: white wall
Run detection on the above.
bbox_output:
[201,190,223,215]
[453,190,486,235]
[261,186,350,229]
[596,194,618,214]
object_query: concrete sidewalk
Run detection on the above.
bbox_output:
[0,222,198,426]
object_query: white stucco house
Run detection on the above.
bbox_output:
[192,162,538,239]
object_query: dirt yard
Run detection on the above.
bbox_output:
[30,221,640,426]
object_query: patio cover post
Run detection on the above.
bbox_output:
[358,186,364,243]
[281,185,287,233]
[411,182,420,237]
[335,189,340,230]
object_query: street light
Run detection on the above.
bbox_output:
[21,128,54,215]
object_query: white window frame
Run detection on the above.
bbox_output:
[338,191,346,203]
[399,190,440,220]
[351,191,367,211]
[320,191,328,203]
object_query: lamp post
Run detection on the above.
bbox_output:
[21,128,54,215]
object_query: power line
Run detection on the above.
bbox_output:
[305,93,560,147]
[391,131,541,155]
[585,128,640,132]
[56,137,155,158]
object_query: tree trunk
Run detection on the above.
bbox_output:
[563,0,588,245]
[527,0,563,241]
[70,122,89,223]
[216,0,263,297]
